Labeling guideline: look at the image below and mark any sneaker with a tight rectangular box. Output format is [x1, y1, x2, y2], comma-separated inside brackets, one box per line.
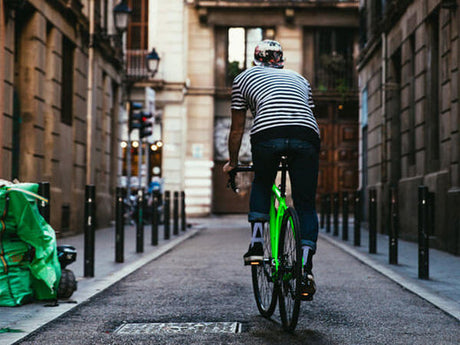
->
[300, 269, 316, 301]
[243, 242, 264, 266]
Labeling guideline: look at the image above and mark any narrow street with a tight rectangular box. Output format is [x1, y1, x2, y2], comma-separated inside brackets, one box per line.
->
[17, 217, 460, 345]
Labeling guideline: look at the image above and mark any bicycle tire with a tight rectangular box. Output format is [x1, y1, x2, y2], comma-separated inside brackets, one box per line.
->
[251, 222, 277, 318]
[278, 207, 302, 332]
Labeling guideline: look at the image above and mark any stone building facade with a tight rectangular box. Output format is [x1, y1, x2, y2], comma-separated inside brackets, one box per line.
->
[358, 0, 460, 254]
[0, 1, 124, 235]
[148, 0, 361, 215]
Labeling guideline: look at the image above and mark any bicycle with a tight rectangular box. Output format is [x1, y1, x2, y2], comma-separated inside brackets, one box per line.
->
[227, 156, 304, 332]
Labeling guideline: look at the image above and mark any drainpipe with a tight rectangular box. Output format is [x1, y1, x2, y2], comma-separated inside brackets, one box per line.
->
[86, 0, 96, 185]
[380, 32, 388, 235]
[381, 32, 387, 184]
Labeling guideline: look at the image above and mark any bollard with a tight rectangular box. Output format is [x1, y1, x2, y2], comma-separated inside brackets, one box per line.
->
[342, 192, 349, 241]
[115, 187, 125, 263]
[164, 191, 171, 240]
[353, 190, 361, 246]
[37, 182, 50, 223]
[136, 189, 144, 253]
[389, 186, 398, 265]
[84, 185, 96, 277]
[325, 194, 331, 233]
[418, 186, 430, 279]
[333, 192, 339, 236]
[151, 193, 159, 246]
[320, 194, 325, 229]
[181, 191, 186, 231]
[368, 188, 377, 254]
[173, 191, 179, 236]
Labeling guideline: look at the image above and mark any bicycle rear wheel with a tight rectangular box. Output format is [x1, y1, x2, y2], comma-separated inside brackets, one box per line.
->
[251, 222, 277, 318]
[278, 207, 302, 332]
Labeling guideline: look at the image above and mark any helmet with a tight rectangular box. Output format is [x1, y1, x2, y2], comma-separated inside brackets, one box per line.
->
[253, 40, 284, 68]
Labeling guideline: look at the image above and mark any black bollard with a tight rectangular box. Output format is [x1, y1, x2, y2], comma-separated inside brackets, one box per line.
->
[181, 191, 186, 231]
[37, 182, 50, 223]
[342, 192, 349, 241]
[333, 192, 339, 236]
[418, 186, 430, 279]
[136, 189, 144, 253]
[151, 193, 159, 246]
[115, 187, 125, 263]
[164, 191, 171, 240]
[354, 190, 361, 246]
[369, 188, 377, 254]
[325, 194, 331, 233]
[173, 191, 179, 236]
[320, 194, 325, 229]
[84, 185, 96, 277]
[389, 186, 398, 265]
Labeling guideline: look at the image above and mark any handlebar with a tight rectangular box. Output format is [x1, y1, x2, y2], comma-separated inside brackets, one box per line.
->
[226, 158, 289, 194]
[226, 166, 254, 193]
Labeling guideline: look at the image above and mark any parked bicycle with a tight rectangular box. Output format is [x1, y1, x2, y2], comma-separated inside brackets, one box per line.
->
[228, 156, 306, 332]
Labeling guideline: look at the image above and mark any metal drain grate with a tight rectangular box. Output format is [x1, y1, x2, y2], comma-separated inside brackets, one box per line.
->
[114, 322, 242, 334]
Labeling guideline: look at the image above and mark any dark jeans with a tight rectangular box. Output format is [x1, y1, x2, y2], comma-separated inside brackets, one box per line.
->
[248, 138, 319, 251]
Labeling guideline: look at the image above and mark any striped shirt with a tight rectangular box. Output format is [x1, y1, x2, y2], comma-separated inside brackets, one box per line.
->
[231, 66, 320, 149]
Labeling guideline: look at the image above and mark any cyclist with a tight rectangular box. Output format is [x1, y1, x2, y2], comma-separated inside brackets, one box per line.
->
[223, 40, 320, 300]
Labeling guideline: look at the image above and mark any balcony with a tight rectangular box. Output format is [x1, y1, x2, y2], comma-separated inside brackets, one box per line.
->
[125, 50, 151, 81]
[192, 0, 359, 7]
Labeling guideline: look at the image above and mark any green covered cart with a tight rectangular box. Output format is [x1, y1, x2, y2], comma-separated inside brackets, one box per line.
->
[0, 182, 61, 306]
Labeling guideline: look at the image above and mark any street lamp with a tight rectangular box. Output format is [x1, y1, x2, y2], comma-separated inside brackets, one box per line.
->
[113, 0, 132, 34]
[146, 48, 161, 77]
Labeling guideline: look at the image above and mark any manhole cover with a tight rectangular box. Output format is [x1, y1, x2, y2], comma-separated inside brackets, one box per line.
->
[114, 322, 242, 334]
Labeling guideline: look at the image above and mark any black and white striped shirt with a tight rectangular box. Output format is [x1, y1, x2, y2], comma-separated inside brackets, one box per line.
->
[231, 66, 320, 149]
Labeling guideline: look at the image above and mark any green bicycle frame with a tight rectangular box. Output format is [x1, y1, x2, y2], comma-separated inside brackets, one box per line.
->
[269, 183, 288, 272]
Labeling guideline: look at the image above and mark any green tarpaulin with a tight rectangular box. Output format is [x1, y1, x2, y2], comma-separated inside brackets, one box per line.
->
[0, 183, 61, 306]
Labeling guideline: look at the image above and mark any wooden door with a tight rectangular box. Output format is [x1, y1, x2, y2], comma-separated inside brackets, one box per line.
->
[316, 99, 359, 199]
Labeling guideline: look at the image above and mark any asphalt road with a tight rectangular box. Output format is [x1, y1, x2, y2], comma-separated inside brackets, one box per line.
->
[17, 217, 460, 344]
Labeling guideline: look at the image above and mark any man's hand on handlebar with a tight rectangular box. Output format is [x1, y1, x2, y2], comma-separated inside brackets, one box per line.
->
[223, 161, 236, 174]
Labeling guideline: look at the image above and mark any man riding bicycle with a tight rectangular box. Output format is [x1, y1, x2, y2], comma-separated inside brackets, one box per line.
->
[223, 40, 320, 300]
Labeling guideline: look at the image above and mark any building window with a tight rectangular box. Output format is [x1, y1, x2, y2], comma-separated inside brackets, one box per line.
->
[227, 27, 275, 85]
[427, 12, 440, 167]
[314, 28, 356, 91]
[61, 37, 75, 125]
[127, 0, 149, 50]
[408, 34, 416, 165]
[361, 87, 368, 128]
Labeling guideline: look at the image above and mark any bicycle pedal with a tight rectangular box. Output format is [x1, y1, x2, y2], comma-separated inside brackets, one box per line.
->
[244, 259, 262, 266]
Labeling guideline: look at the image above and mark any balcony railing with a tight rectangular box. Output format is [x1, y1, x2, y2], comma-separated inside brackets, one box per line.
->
[315, 56, 357, 92]
[126, 50, 151, 80]
[194, 0, 358, 2]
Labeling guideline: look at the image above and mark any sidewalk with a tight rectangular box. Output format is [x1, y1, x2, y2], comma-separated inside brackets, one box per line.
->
[319, 220, 460, 321]
[0, 219, 205, 345]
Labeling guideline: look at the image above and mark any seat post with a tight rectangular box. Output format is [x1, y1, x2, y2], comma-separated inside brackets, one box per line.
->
[280, 156, 288, 198]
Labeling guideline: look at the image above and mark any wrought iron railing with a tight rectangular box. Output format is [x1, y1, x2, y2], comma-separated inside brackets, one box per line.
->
[314, 58, 357, 92]
[193, 0, 358, 3]
[126, 50, 151, 80]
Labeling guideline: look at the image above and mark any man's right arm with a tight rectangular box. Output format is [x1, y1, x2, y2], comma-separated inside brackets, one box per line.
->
[223, 108, 246, 173]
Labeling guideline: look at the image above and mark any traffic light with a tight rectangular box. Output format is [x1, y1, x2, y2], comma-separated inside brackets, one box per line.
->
[129, 102, 143, 132]
[140, 112, 153, 138]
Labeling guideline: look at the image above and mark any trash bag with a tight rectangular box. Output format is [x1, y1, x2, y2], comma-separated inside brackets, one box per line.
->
[0, 183, 61, 306]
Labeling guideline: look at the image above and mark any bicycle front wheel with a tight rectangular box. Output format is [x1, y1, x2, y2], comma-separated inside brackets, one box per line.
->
[252, 222, 277, 318]
[278, 207, 302, 332]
